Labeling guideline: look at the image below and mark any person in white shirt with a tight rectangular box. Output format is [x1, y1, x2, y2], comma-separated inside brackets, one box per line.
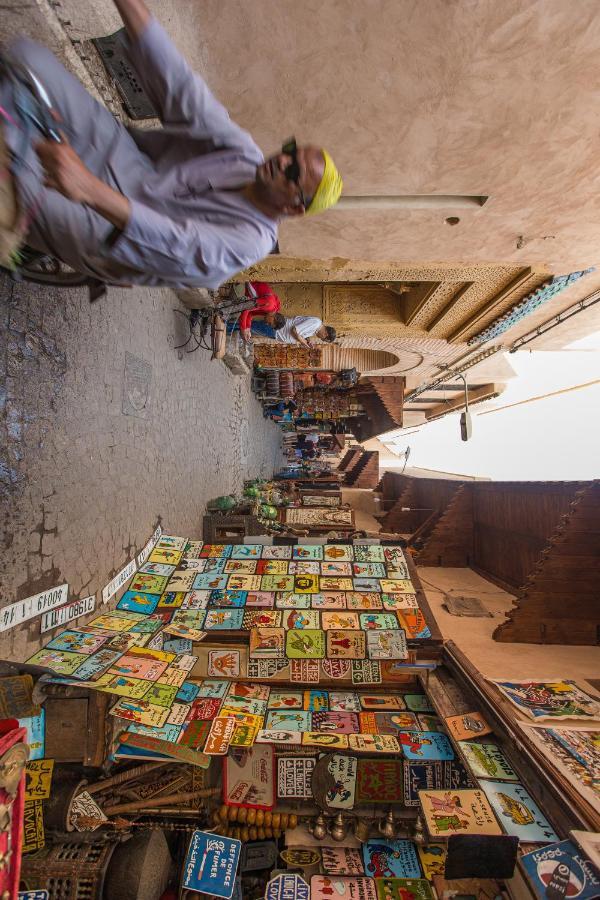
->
[274, 315, 336, 346]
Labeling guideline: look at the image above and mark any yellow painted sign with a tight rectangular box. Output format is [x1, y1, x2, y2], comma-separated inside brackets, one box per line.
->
[25, 759, 54, 801]
[23, 800, 45, 852]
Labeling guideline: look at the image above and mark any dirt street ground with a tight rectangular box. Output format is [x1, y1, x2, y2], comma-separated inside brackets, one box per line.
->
[0, 276, 283, 662]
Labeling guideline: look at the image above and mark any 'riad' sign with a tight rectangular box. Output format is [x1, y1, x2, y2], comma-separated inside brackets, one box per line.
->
[0, 585, 68, 632]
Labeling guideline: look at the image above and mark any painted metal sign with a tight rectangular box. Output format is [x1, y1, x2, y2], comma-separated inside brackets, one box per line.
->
[265, 874, 310, 900]
[183, 831, 241, 899]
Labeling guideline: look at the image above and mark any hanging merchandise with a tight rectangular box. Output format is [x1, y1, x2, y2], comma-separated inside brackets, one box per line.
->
[266, 372, 280, 396]
[279, 372, 294, 398]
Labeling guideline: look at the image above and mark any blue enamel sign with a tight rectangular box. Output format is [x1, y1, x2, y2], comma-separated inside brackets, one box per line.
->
[183, 830, 241, 898]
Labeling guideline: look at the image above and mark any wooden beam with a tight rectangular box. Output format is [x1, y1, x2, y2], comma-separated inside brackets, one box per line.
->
[425, 383, 502, 420]
[446, 267, 533, 343]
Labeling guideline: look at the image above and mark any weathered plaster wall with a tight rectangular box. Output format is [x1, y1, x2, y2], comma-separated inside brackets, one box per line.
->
[148, 0, 600, 275]
[41, 0, 600, 274]
[13, 0, 600, 346]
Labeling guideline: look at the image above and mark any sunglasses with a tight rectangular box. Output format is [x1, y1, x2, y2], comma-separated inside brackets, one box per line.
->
[282, 137, 310, 209]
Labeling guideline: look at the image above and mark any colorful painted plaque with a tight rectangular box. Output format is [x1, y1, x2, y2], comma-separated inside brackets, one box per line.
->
[118, 591, 160, 614]
[399, 731, 454, 761]
[374, 878, 433, 900]
[310, 876, 376, 899]
[321, 847, 365, 876]
[286, 629, 326, 659]
[275, 593, 311, 609]
[445, 712, 493, 742]
[265, 710, 311, 731]
[359, 613, 399, 631]
[479, 780, 559, 842]
[419, 788, 502, 838]
[268, 690, 303, 709]
[292, 545, 324, 560]
[396, 610, 430, 639]
[349, 734, 401, 753]
[277, 757, 315, 798]
[366, 629, 408, 660]
[312, 593, 347, 610]
[223, 745, 275, 809]
[356, 759, 404, 804]
[163, 609, 206, 641]
[346, 592, 383, 610]
[491, 680, 600, 721]
[208, 649, 241, 678]
[323, 545, 354, 561]
[458, 741, 518, 781]
[204, 608, 244, 630]
[351, 660, 382, 685]
[362, 840, 420, 879]
[129, 573, 169, 595]
[249, 627, 285, 658]
[417, 844, 447, 879]
[521, 840, 600, 899]
[284, 609, 321, 630]
[321, 612, 360, 630]
[326, 630, 366, 659]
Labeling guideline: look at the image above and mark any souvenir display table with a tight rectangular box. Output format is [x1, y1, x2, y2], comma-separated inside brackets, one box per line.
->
[12, 532, 600, 899]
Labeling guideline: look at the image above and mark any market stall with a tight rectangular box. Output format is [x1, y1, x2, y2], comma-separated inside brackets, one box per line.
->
[8, 530, 600, 899]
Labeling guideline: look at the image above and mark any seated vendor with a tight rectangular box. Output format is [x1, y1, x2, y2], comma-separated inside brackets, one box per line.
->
[227, 281, 282, 340]
[237, 311, 336, 344]
[274, 315, 336, 346]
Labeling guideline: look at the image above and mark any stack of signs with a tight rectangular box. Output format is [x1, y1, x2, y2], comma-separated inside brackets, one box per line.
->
[18, 538, 437, 762]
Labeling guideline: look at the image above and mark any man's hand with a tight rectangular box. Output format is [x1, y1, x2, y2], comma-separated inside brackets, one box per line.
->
[36, 137, 96, 204]
[36, 136, 131, 230]
[241, 328, 252, 342]
[291, 326, 310, 348]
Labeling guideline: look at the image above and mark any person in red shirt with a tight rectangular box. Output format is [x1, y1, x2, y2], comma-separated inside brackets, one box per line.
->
[233, 281, 282, 342]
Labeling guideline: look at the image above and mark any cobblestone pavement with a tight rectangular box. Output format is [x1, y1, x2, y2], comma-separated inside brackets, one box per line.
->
[0, 275, 284, 662]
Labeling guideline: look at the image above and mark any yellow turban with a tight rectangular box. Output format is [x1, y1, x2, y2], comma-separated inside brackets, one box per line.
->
[306, 149, 343, 215]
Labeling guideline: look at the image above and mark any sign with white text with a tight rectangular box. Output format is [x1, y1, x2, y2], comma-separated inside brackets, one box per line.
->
[183, 831, 241, 898]
[102, 560, 136, 605]
[137, 524, 163, 568]
[41, 595, 96, 633]
[0, 584, 68, 632]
